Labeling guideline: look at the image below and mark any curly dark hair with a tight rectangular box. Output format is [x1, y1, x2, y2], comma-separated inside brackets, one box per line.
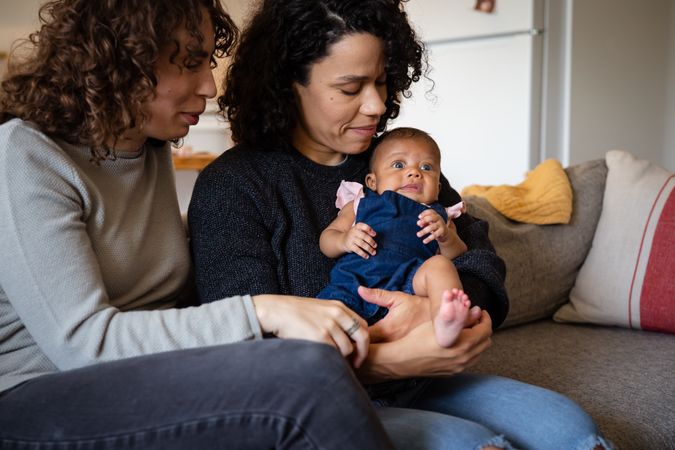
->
[0, 0, 237, 162]
[220, 0, 425, 149]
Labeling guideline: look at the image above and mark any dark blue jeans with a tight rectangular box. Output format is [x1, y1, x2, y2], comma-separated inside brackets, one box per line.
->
[0, 339, 393, 449]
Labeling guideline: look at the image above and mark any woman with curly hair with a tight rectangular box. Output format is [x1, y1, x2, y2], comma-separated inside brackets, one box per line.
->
[0, 1, 396, 448]
[189, 1, 612, 449]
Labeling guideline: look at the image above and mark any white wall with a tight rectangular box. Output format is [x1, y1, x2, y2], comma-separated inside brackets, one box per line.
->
[665, 2, 675, 171]
[566, 0, 671, 167]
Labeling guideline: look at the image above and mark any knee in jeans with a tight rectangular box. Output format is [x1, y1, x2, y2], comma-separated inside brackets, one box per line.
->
[277, 340, 348, 382]
[543, 392, 613, 448]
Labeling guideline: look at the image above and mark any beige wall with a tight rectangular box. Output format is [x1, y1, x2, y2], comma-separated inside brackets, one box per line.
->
[0, 0, 44, 51]
[0, 0, 45, 77]
[665, 2, 675, 171]
[214, 1, 257, 92]
[567, 0, 671, 167]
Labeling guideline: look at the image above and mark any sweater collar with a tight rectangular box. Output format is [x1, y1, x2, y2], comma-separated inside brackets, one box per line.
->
[282, 143, 371, 181]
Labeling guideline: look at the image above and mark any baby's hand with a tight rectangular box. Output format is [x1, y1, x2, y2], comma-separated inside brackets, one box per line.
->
[417, 209, 451, 244]
[342, 223, 377, 259]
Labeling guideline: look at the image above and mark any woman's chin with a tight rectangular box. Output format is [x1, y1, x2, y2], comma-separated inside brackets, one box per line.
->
[340, 142, 372, 155]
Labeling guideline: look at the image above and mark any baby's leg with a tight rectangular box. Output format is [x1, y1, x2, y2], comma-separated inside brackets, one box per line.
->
[413, 255, 476, 347]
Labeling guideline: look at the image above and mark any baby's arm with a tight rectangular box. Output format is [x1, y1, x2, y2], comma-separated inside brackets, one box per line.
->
[320, 201, 378, 259]
[417, 209, 467, 259]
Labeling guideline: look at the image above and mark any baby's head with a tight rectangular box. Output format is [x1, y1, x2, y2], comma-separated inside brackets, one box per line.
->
[366, 127, 442, 204]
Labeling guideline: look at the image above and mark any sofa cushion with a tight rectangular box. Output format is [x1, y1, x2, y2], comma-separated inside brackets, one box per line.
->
[469, 320, 675, 449]
[465, 159, 607, 327]
[463, 159, 573, 225]
[555, 150, 675, 333]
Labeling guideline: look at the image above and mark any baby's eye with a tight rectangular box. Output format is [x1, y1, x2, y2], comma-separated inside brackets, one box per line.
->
[420, 163, 433, 171]
[391, 161, 405, 169]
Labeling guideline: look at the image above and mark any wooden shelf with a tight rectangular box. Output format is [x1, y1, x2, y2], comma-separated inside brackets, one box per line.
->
[172, 153, 218, 171]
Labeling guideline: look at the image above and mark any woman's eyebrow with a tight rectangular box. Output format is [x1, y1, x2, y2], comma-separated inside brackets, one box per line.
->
[334, 75, 368, 83]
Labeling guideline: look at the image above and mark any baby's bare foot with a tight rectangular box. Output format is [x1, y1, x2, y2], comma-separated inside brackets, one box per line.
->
[434, 288, 471, 347]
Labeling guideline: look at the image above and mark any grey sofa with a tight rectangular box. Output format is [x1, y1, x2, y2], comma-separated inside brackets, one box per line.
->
[465, 160, 675, 449]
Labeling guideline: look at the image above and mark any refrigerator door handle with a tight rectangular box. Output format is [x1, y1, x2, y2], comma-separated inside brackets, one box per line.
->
[426, 28, 544, 46]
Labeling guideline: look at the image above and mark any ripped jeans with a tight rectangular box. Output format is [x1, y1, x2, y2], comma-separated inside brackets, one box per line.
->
[373, 374, 614, 450]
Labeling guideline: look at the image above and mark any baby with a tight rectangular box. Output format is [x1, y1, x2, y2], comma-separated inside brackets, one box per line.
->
[318, 127, 480, 347]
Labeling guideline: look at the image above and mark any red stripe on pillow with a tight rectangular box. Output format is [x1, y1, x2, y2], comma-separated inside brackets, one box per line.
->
[627, 177, 669, 328]
[640, 177, 675, 333]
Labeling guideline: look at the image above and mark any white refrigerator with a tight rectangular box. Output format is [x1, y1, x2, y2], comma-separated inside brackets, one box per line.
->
[392, 0, 545, 190]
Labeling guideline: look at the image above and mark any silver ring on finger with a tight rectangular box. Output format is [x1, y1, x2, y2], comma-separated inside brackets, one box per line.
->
[345, 318, 360, 338]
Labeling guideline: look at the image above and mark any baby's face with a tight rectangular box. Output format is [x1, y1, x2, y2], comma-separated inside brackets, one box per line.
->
[366, 136, 441, 204]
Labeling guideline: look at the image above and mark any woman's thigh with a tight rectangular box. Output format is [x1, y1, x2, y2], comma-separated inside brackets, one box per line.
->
[409, 373, 612, 450]
[0, 340, 392, 450]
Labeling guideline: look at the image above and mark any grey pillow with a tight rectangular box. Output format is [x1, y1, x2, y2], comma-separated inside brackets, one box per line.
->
[465, 159, 608, 327]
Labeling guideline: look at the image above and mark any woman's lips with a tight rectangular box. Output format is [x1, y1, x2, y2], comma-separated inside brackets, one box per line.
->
[181, 113, 200, 126]
[350, 125, 377, 137]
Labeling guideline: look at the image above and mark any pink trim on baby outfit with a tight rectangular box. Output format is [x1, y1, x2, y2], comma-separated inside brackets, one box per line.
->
[335, 180, 465, 219]
[336, 181, 365, 215]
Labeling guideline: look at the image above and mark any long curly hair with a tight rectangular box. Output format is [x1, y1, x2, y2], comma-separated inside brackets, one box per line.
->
[0, 0, 237, 162]
[221, 0, 425, 149]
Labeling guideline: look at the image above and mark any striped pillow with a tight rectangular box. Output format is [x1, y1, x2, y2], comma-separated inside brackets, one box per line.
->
[555, 150, 675, 334]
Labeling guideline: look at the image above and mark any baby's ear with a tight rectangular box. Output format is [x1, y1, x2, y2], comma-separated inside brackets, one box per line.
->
[365, 173, 377, 190]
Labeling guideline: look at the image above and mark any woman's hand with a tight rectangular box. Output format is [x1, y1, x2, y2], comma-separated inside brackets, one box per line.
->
[358, 311, 493, 382]
[359, 286, 432, 343]
[252, 295, 369, 368]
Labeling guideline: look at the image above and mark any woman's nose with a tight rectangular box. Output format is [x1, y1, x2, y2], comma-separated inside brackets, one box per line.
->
[197, 68, 217, 99]
[359, 85, 386, 117]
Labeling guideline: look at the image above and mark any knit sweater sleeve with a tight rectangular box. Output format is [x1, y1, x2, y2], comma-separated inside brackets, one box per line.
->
[189, 148, 279, 302]
[0, 121, 262, 374]
[439, 175, 509, 328]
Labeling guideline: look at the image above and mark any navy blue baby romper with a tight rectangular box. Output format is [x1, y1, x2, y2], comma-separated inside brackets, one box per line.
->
[317, 189, 448, 325]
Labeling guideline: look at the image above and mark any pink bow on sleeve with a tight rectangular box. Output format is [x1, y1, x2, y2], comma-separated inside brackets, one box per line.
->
[445, 201, 465, 219]
[335, 181, 365, 214]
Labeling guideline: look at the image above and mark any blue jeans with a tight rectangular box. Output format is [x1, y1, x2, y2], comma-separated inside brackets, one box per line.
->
[376, 374, 614, 450]
[0, 340, 393, 450]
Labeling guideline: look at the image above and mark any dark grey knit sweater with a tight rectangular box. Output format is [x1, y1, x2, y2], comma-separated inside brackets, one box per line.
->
[188, 143, 509, 327]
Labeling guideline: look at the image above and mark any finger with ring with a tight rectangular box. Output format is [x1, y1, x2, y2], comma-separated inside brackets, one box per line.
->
[345, 318, 361, 337]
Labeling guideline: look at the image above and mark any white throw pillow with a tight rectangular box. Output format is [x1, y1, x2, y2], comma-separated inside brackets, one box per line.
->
[554, 150, 675, 333]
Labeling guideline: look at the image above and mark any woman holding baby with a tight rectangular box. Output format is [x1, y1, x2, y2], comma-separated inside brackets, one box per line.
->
[189, 0, 611, 449]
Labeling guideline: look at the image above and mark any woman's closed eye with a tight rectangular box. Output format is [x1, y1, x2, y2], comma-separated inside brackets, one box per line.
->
[183, 50, 211, 72]
[185, 58, 206, 71]
[339, 84, 361, 96]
